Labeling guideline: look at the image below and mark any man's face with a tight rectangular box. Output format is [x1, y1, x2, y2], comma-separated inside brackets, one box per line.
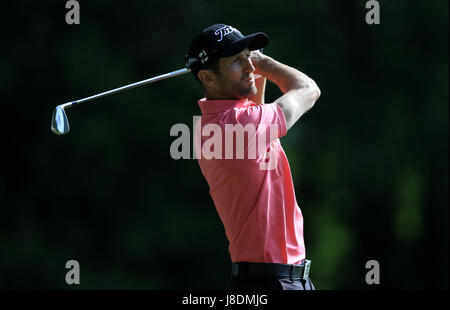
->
[209, 48, 257, 99]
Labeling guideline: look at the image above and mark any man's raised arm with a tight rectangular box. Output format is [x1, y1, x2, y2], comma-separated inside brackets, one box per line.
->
[250, 76, 266, 106]
[251, 51, 321, 130]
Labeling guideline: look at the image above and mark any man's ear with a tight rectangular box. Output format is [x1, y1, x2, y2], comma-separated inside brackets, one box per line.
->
[197, 69, 216, 87]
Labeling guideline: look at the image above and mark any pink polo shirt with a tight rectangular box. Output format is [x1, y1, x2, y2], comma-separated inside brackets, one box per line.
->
[194, 98, 306, 265]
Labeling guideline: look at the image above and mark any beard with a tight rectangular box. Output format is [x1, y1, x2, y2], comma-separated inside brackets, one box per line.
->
[213, 73, 258, 100]
[230, 81, 257, 99]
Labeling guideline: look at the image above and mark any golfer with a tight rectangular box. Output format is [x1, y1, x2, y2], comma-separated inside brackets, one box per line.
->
[186, 24, 321, 290]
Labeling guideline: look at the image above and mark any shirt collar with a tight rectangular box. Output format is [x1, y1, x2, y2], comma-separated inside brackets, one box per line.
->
[198, 97, 251, 114]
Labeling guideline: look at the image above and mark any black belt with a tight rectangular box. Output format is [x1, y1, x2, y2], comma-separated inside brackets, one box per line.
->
[232, 260, 311, 280]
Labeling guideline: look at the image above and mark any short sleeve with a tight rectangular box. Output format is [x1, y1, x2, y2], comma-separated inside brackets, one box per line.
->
[236, 103, 287, 142]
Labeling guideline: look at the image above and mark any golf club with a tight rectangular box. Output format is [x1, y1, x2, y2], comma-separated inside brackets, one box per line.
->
[51, 68, 190, 135]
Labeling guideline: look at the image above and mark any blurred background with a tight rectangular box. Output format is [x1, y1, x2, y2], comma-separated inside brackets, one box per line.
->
[0, 0, 448, 289]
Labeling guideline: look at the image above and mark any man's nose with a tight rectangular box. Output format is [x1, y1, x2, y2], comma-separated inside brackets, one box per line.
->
[244, 58, 255, 73]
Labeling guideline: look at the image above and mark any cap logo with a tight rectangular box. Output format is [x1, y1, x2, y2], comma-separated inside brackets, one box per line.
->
[199, 50, 209, 64]
[214, 25, 239, 42]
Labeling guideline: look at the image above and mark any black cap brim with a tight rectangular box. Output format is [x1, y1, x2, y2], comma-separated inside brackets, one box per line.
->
[216, 32, 269, 58]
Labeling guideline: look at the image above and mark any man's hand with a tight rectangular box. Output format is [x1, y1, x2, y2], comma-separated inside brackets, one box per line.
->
[250, 50, 268, 77]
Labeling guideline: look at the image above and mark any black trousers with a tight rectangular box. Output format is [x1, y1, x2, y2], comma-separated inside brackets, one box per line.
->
[228, 276, 316, 290]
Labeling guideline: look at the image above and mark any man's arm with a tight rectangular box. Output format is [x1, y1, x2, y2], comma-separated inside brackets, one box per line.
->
[249, 76, 266, 106]
[251, 51, 321, 130]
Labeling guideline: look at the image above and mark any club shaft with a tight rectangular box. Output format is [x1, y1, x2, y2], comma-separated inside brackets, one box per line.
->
[66, 68, 190, 108]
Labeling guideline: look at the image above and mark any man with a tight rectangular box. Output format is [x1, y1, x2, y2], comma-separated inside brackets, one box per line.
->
[185, 24, 321, 290]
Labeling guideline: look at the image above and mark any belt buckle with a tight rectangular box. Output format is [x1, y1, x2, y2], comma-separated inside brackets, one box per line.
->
[302, 260, 311, 279]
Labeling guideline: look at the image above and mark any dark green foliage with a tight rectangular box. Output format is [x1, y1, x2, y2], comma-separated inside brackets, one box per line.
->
[0, 0, 447, 289]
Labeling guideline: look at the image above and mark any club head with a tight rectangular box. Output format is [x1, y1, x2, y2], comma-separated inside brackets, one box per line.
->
[51, 105, 70, 135]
